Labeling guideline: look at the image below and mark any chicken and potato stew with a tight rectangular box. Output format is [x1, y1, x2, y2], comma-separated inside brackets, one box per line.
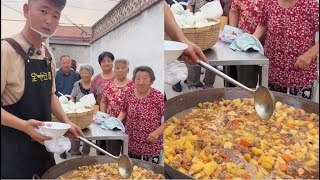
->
[60, 163, 164, 179]
[164, 98, 319, 179]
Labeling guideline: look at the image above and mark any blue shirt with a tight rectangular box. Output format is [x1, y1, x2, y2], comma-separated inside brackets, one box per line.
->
[55, 69, 80, 97]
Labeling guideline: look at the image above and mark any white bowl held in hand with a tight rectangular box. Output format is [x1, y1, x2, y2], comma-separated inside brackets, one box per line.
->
[164, 40, 188, 64]
[39, 122, 71, 138]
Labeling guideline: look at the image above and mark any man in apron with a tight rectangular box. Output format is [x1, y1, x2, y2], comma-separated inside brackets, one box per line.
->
[1, 0, 84, 178]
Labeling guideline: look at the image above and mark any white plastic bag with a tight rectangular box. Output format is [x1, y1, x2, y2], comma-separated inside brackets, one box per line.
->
[43, 136, 71, 154]
[79, 93, 96, 107]
[200, 0, 223, 19]
[165, 61, 188, 85]
[34, 128, 71, 154]
[170, 3, 184, 15]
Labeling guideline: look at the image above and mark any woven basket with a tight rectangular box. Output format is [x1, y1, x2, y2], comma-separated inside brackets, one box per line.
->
[165, 19, 221, 51]
[51, 107, 94, 130]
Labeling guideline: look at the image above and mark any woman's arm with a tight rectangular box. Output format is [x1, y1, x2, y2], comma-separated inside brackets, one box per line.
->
[100, 101, 107, 113]
[147, 120, 165, 143]
[228, 9, 239, 27]
[252, 25, 267, 39]
[117, 111, 127, 122]
[294, 42, 319, 69]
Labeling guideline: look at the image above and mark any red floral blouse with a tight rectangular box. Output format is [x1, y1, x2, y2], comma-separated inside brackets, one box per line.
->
[101, 80, 134, 117]
[260, 0, 319, 88]
[90, 74, 114, 104]
[120, 88, 164, 156]
[231, 0, 265, 34]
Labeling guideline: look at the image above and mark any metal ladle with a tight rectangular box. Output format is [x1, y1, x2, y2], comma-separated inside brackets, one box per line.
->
[198, 60, 275, 119]
[78, 136, 133, 178]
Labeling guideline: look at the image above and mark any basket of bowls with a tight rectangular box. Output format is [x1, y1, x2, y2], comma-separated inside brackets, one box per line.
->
[52, 94, 96, 130]
[51, 108, 94, 130]
[165, 3, 221, 51]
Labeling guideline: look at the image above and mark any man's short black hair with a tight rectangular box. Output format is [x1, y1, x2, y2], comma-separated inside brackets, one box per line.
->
[60, 55, 71, 61]
[98, 51, 115, 65]
[28, 0, 67, 10]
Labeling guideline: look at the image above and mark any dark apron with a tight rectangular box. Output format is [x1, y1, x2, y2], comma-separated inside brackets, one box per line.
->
[1, 38, 56, 179]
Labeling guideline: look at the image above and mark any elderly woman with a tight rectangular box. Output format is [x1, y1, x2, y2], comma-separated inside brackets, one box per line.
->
[90, 51, 115, 105]
[100, 59, 134, 117]
[253, 0, 319, 99]
[69, 64, 94, 157]
[99, 59, 134, 156]
[229, 0, 265, 88]
[117, 66, 164, 164]
[70, 64, 94, 102]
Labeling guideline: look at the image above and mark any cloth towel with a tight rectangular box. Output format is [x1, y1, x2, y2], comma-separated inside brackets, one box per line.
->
[100, 117, 125, 132]
[229, 33, 264, 55]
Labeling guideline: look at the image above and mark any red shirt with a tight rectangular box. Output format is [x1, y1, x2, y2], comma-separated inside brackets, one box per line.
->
[260, 0, 319, 88]
[90, 74, 114, 104]
[101, 80, 134, 117]
[231, 0, 265, 34]
[121, 88, 164, 156]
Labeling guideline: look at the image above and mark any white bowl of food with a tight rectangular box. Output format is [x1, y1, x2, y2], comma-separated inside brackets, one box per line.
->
[39, 122, 71, 138]
[164, 40, 188, 64]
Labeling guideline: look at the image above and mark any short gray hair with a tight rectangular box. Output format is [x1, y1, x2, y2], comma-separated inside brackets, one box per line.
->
[132, 66, 155, 82]
[79, 64, 94, 75]
[114, 58, 130, 67]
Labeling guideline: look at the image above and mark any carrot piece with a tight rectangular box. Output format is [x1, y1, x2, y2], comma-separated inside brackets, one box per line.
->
[241, 172, 251, 179]
[218, 153, 228, 160]
[225, 175, 233, 179]
[281, 155, 291, 163]
[279, 163, 287, 172]
[203, 160, 209, 164]
[304, 116, 313, 122]
[164, 123, 168, 129]
[196, 131, 201, 137]
[239, 139, 250, 147]
[182, 162, 190, 171]
[244, 115, 252, 120]
[233, 120, 240, 126]
[285, 124, 296, 129]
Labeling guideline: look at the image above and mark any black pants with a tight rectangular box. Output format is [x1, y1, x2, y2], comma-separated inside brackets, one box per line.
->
[129, 153, 160, 164]
[269, 82, 314, 100]
[97, 140, 122, 156]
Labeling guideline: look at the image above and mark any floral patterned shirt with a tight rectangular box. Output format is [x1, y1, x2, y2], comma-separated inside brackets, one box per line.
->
[70, 80, 90, 102]
[90, 74, 114, 104]
[187, 0, 207, 13]
[231, 0, 265, 34]
[120, 88, 164, 156]
[101, 80, 134, 117]
[260, 0, 319, 88]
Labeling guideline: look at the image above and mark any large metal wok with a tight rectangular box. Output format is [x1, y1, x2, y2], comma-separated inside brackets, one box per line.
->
[164, 88, 319, 179]
[42, 156, 164, 179]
